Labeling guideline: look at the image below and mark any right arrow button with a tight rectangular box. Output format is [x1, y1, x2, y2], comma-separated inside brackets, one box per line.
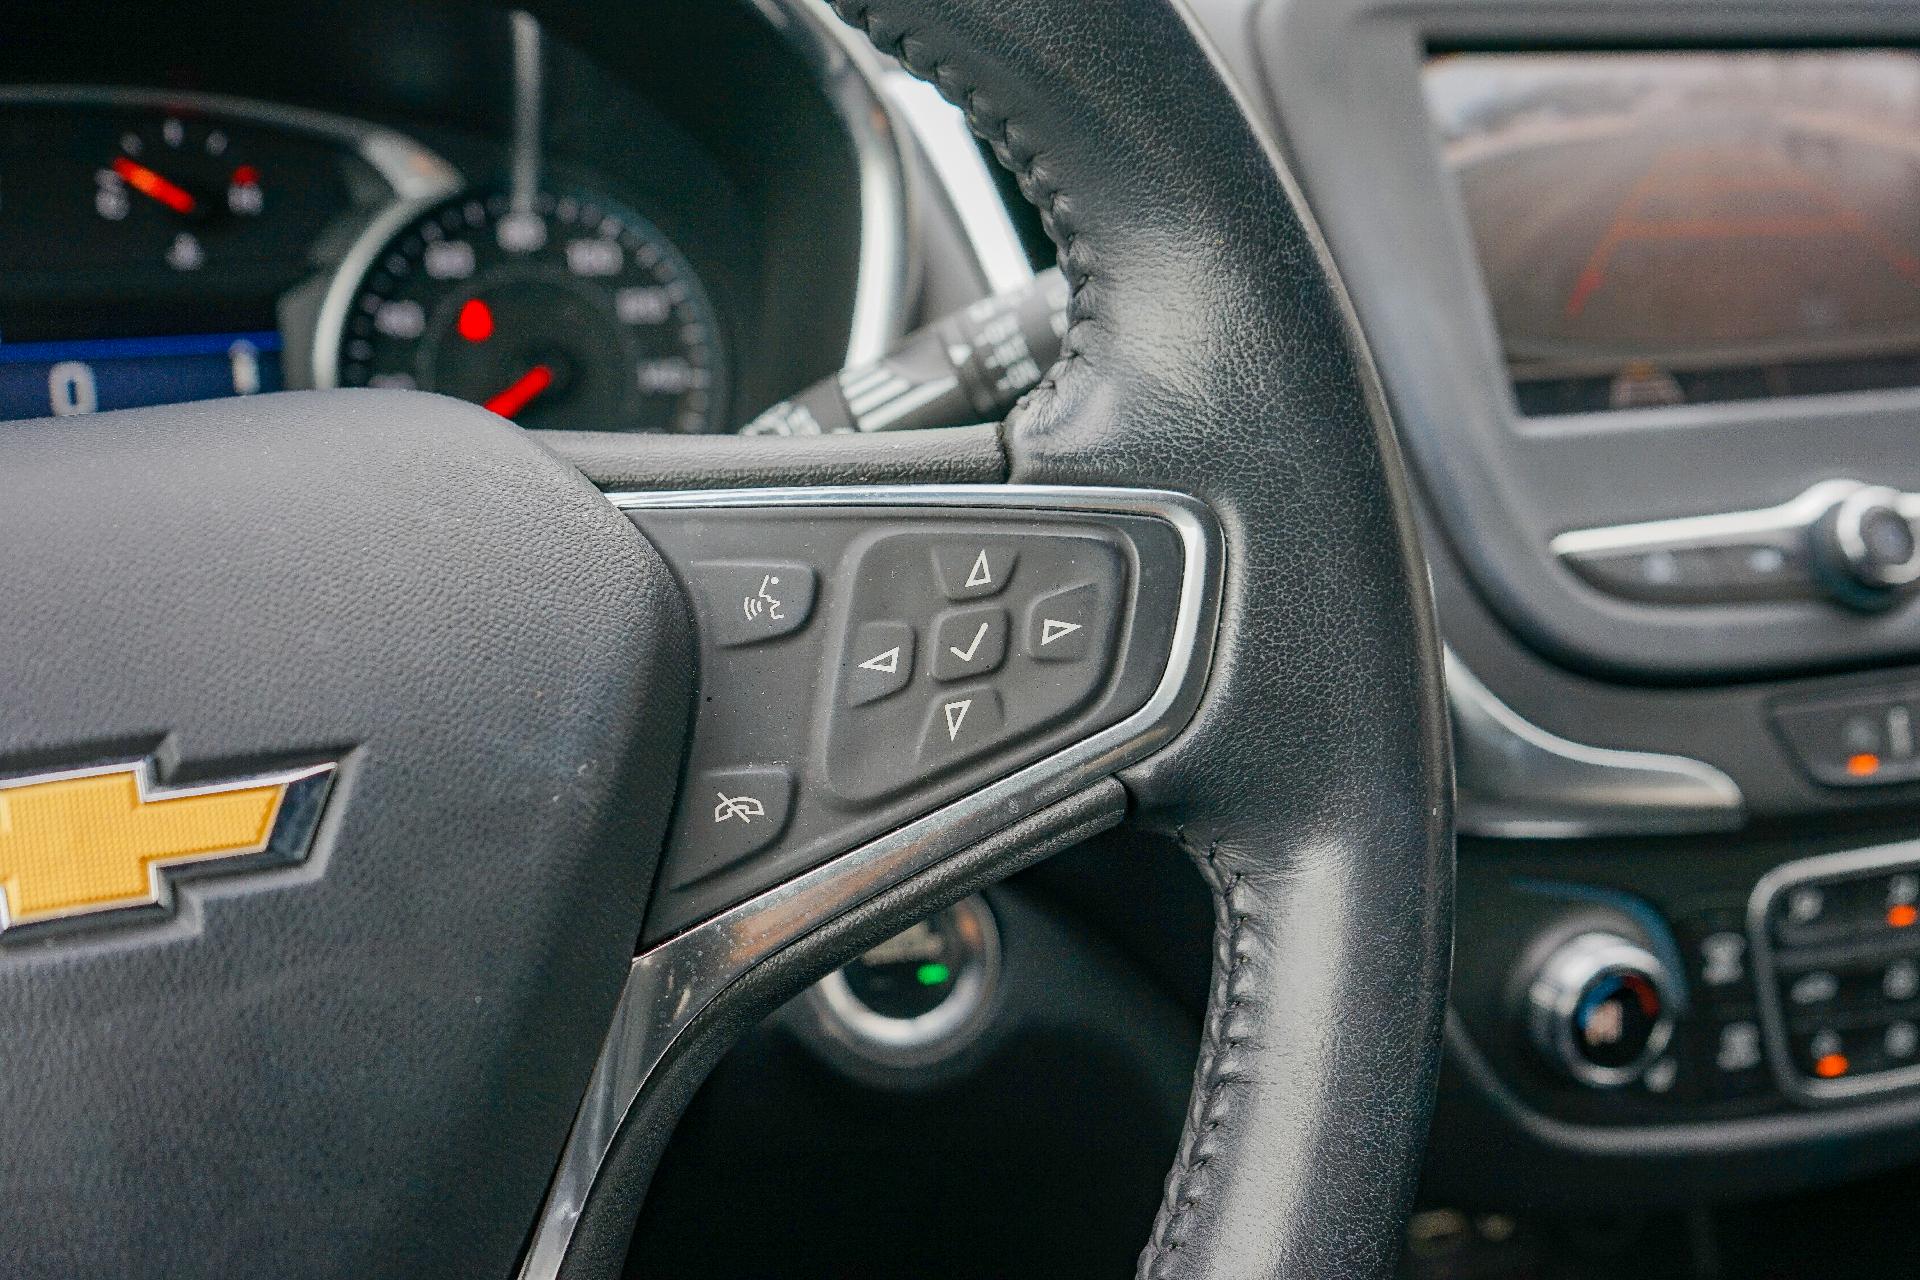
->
[1024, 581, 1103, 663]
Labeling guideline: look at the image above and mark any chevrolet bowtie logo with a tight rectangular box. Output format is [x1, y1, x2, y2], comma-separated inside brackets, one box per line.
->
[0, 757, 335, 935]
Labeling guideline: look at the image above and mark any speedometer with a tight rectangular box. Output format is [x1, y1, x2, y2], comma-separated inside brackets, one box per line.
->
[329, 190, 726, 433]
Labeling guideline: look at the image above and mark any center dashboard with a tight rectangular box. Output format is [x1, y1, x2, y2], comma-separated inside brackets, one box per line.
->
[0, 0, 886, 436]
[1234, 0, 1920, 1214]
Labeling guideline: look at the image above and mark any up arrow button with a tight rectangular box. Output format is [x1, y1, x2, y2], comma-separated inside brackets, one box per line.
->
[932, 543, 1018, 600]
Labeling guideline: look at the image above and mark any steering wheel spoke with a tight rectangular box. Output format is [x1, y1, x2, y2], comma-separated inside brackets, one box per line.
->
[518, 482, 1221, 1277]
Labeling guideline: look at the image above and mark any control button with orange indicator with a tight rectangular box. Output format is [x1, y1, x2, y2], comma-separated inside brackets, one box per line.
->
[1773, 691, 1920, 788]
[1803, 1029, 1853, 1081]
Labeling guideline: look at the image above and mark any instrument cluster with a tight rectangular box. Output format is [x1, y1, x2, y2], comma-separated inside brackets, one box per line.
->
[0, 6, 825, 435]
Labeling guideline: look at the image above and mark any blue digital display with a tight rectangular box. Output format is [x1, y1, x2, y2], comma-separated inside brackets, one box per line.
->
[0, 330, 284, 421]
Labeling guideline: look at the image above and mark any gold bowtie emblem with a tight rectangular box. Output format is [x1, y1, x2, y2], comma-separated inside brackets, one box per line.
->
[0, 759, 334, 933]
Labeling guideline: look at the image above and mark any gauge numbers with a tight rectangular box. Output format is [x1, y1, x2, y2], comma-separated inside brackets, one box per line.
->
[334, 191, 724, 433]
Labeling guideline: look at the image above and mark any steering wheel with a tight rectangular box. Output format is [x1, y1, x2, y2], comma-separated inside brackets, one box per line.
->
[0, 0, 1451, 1275]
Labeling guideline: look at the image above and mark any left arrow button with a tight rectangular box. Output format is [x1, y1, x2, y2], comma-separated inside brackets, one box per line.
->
[843, 619, 916, 707]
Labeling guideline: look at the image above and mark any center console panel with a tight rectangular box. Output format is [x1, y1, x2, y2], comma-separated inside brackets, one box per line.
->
[1236, 0, 1920, 1212]
[1256, 0, 1920, 684]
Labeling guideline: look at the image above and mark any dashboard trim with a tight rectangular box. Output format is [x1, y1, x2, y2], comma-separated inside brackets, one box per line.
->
[0, 84, 461, 201]
[755, 0, 914, 366]
[1550, 480, 1870, 561]
[1447, 651, 1745, 837]
[513, 482, 1223, 1280]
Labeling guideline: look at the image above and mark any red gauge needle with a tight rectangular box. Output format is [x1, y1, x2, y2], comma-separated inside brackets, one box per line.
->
[111, 156, 198, 216]
[484, 364, 555, 418]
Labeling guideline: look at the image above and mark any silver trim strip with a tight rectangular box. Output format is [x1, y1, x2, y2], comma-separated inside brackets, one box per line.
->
[754, 0, 915, 365]
[514, 483, 1222, 1280]
[880, 71, 1036, 296]
[507, 10, 545, 218]
[308, 194, 457, 391]
[0, 85, 460, 201]
[1550, 479, 1871, 560]
[1749, 840, 1920, 1103]
[1446, 651, 1744, 838]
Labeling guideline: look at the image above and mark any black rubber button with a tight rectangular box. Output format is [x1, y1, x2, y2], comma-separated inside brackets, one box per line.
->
[666, 765, 795, 889]
[844, 620, 915, 706]
[692, 561, 817, 647]
[931, 605, 1009, 682]
[930, 542, 1017, 600]
[918, 686, 1006, 763]
[1024, 581, 1101, 663]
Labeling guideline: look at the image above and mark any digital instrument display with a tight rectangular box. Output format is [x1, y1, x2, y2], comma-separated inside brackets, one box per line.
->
[0, 95, 729, 432]
[0, 331, 281, 420]
[1423, 50, 1920, 415]
[0, 100, 368, 423]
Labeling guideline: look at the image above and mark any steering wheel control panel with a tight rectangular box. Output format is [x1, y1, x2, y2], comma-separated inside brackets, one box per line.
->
[621, 495, 1190, 942]
[1552, 480, 1920, 615]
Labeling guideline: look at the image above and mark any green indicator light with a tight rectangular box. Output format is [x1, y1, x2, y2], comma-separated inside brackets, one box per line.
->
[915, 962, 952, 987]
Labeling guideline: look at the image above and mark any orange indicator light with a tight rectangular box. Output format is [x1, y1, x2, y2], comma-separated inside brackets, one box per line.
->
[1814, 1053, 1850, 1079]
[1890, 904, 1918, 929]
[1847, 753, 1882, 778]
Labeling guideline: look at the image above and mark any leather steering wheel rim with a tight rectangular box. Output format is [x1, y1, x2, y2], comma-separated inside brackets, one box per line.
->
[552, 0, 1454, 1274]
[836, 1, 1452, 1271]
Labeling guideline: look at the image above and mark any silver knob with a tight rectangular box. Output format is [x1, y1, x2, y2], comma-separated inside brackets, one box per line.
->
[1818, 486, 1920, 594]
[1526, 932, 1676, 1088]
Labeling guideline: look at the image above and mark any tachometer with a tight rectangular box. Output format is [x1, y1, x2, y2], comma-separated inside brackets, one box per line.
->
[329, 191, 725, 433]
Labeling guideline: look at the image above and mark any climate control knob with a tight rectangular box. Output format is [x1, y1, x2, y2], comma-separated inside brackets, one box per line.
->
[1811, 486, 1920, 608]
[1525, 932, 1676, 1088]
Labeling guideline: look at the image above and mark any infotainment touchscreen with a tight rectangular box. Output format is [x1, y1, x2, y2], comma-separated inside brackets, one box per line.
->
[1422, 50, 1920, 415]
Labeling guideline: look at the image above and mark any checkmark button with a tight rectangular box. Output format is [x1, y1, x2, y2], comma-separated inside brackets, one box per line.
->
[930, 605, 1009, 682]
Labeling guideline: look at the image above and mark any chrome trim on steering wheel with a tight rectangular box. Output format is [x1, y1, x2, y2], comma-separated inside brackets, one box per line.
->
[514, 483, 1223, 1280]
